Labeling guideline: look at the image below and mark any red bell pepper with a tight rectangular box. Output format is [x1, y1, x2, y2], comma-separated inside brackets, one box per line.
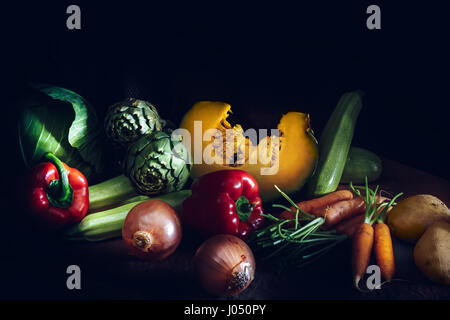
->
[181, 170, 264, 239]
[28, 153, 89, 230]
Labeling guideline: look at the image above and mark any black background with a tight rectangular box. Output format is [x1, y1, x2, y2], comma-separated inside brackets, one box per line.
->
[4, 1, 450, 300]
[6, 1, 450, 180]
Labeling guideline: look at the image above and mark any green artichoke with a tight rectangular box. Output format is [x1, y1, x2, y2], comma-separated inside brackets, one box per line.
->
[104, 98, 163, 148]
[123, 131, 191, 195]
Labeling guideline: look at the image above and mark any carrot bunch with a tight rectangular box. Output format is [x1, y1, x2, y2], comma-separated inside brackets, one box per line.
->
[349, 178, 403, 289]
[278, 178, 402, 289]
[279, 189, 388, 236]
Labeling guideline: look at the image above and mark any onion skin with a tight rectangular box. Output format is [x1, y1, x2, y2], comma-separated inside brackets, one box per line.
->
[122, 200, 182, 260]
[194, 234, 255, 297]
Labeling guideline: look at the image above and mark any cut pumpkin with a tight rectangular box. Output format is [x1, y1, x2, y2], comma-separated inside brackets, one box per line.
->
[179, 101, 318, 202]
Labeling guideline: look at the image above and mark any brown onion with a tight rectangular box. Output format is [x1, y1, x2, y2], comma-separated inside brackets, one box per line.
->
[122, 200, 182, 260]
[193, 234, 255, 296]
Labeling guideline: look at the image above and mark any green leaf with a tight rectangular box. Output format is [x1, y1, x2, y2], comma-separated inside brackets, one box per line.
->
[17, 85, 104, 179]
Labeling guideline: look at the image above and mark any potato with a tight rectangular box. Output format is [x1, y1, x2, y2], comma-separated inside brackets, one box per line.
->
[387, 195, 450, 242]
[413, 221, 450, 285]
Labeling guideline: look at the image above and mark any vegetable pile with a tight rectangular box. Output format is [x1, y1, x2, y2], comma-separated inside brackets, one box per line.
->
[15, 84, 450, 298]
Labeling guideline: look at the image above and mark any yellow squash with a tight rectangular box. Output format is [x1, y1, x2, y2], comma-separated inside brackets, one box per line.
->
[179, 101, 318, 202]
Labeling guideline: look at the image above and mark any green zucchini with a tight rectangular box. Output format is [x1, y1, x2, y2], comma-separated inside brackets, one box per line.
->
[88, 174, 138, 213]
[64, 190, 191, 242]
[341, 147, 382, 184]
[306, 91, 363, 197]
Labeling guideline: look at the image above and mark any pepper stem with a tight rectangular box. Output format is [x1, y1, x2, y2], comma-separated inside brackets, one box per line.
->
[235, 196, 253, 222]
[44, 152, 73, 208]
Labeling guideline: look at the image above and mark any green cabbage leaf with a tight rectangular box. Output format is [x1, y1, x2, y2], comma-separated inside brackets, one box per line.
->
[18, 84, 104, 179]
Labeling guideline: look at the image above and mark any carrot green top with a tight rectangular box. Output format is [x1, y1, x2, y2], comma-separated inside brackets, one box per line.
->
[350, 177, 403, 225]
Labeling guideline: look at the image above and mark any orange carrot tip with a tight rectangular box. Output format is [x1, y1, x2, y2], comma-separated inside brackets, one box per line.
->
[351, 222, 374, 290]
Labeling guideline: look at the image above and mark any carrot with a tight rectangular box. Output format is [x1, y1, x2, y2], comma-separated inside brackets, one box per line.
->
[349, 178, 403, 290]
[314, 198, 365, 227]
[314, 195, 388, 227]
[374, 222, 395, 281]
[334, 198, 393, 237]
[352, 222, 374, 288]
[279, 190, 353, 221]
[335, 213, 365, 237]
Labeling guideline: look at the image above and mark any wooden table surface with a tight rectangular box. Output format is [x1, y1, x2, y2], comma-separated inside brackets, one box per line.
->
[1, 158, 449, 300]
